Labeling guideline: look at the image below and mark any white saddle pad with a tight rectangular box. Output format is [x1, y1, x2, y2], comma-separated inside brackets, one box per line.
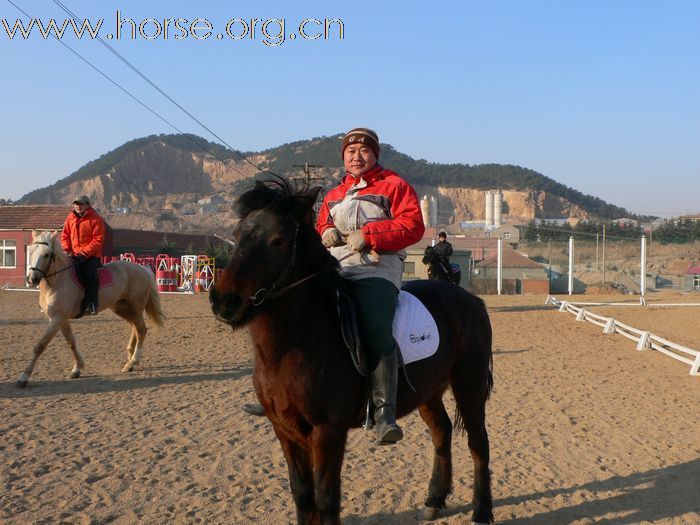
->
[392, 290, 440, 365]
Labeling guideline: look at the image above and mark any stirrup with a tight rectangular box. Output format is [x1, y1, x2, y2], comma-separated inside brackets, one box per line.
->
[84, 303, 97, 316]
[242, 403, 266, 417]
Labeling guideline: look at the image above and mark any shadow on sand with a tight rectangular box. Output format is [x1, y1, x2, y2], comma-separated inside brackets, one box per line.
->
[346, 459, 700, 524]
[0, 367, 252, 399]
[490, 305, 557, 313]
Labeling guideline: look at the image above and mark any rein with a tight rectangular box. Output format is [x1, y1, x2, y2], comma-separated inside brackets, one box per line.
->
[248, 224, 324, 306]
[29, 241, 75, 279]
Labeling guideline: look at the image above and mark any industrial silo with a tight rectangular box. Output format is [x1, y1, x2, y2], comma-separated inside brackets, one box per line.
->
[420, 195, 431, 227]
[494, 190, 503, 227]
[485, 190, 494, 226]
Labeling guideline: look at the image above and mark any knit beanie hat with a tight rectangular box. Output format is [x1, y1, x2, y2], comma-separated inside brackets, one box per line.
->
[341, 128, 380, 159]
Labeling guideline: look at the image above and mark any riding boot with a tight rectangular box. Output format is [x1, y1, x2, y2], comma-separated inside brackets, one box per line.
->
[371, 347, 403, 445]
[83, 257, 99, 315]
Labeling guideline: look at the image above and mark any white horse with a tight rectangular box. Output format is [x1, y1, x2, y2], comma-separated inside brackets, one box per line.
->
[18, 230, 166, 388]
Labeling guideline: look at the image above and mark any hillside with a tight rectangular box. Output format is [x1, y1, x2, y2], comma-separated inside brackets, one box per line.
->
[17, 133, 636, 234]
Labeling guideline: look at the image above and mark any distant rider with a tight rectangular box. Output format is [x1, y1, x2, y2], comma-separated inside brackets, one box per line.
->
[61, 195, 105, 316]
[433, 231, 453, 276]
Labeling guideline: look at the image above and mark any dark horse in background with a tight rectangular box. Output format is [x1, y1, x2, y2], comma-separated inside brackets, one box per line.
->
[210, 178, 494, 525]
[423, 245, 461, 285]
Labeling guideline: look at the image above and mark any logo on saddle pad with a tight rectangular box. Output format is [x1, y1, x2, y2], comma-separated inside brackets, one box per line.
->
[393, 291, 440, 364]
[70, 267, 114, 290]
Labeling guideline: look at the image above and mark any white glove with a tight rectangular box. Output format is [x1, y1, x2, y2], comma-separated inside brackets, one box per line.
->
[346, 230, 367, 253]
[321, 228, 345, 248]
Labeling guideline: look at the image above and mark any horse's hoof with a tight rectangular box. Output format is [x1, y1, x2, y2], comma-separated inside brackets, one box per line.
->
[16, 379, 28, 388]
[421, 506, 441, 521]
[70, 370, 81, 379]
[122, 364, 134, 372]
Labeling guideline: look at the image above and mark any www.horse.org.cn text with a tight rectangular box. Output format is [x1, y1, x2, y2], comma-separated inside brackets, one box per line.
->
[1, 12, 345, 46]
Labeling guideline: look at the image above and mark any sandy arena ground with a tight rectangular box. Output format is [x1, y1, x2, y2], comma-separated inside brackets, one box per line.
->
[1, 289, 698, 524]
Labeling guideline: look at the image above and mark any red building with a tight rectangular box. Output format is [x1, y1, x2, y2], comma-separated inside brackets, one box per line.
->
[0, 205, 226, 287]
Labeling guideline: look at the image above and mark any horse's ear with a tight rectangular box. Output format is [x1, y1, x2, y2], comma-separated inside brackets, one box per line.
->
[292, 186, 321, 220]
[32, 230, 40, 241]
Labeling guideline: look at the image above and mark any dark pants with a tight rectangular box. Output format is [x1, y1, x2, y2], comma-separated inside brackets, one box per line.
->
[346, 277, 398, 371]
[76, 256, 100, 307]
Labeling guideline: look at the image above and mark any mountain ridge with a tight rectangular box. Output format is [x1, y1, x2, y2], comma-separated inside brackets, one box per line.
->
[16, 133, 641, 234]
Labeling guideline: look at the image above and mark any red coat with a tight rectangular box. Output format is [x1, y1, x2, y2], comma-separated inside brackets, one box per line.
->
[316, 165, 425, 252]
[61, 207, 106, 258]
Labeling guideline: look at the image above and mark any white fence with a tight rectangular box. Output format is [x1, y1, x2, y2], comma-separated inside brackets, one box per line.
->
[546, 296, 700, 376]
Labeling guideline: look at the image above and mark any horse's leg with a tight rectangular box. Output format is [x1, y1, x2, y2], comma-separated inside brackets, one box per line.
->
[311, 425, 347, 525]
[277, 435, 316, 525]
[452, 382, 493, 524]
[418, 395, 453, 520]
[16, 316, 63, 388]
[60, 322, 84, 379]
[111, 302, 137, 361]
[126, 326, 137, 360]
[122, 315, 146, 372]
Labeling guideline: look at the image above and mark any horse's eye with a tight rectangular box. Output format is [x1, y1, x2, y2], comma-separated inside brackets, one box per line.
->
[43, 254, 49, 258]
[269, 237, 287, 248]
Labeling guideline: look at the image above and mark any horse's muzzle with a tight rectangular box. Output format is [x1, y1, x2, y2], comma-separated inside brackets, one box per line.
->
[209, 285, 245, 326]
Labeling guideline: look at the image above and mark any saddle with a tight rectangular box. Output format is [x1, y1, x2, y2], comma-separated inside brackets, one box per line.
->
[336, 280, 422, 429]
[336, 279, 368, 376]
[70, 264, 112, 290]
[336, 279, 419, 384]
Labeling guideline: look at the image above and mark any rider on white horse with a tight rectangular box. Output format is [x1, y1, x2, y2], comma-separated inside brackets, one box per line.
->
[61, 195, 105, 316]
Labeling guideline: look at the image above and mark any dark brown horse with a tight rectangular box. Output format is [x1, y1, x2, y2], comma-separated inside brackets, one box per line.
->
[210, 179, 494, 524]
[422, 245, 461, 285]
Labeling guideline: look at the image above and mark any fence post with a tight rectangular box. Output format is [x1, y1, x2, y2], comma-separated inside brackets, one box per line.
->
[636, 331, 650, 351]
[640, 236, 647, 298]
[576, 308, 585, 321]
[568, 236, 574, 295]
[691, 354, 700, 376]
[603, 318, 615, 334]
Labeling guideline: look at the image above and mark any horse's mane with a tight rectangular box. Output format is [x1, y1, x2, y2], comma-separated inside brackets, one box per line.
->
[236, 177, 303, 220]
[34, 231, 62, 253]
[235, 176, 339, 274]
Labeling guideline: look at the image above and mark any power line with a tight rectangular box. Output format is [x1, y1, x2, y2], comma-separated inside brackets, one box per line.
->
[5, 0, 252, 180]
[518, 225, 643, 242]
[52, 0, 274, 178]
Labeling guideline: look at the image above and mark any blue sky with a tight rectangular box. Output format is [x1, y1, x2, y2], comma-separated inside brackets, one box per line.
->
[1, 0, 698, 217]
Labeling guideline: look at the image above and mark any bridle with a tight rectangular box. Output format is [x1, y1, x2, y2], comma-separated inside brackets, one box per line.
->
[28, 240, 74, 280]
[248, 223, 324, 306]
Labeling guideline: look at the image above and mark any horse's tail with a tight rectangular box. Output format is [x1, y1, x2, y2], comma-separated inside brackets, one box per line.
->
[144, 267, 166, 328]
[452, 295, 493, 435]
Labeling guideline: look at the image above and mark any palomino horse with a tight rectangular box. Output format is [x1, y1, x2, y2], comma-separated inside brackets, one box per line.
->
[422, 245, 461, 285]
[17, 231, 166, 388]
[210, 179, 494, 524]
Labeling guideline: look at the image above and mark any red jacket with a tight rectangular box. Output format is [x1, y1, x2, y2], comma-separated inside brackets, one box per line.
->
[316, 165, 425, 252]
[61, 207, 106, 258]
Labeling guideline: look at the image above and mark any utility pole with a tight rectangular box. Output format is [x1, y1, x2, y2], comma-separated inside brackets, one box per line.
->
[291, 163, 326, 213]
[602, 224, 606, 284]
[291, 162, 326, 186]
[548, 240, 553, 294]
